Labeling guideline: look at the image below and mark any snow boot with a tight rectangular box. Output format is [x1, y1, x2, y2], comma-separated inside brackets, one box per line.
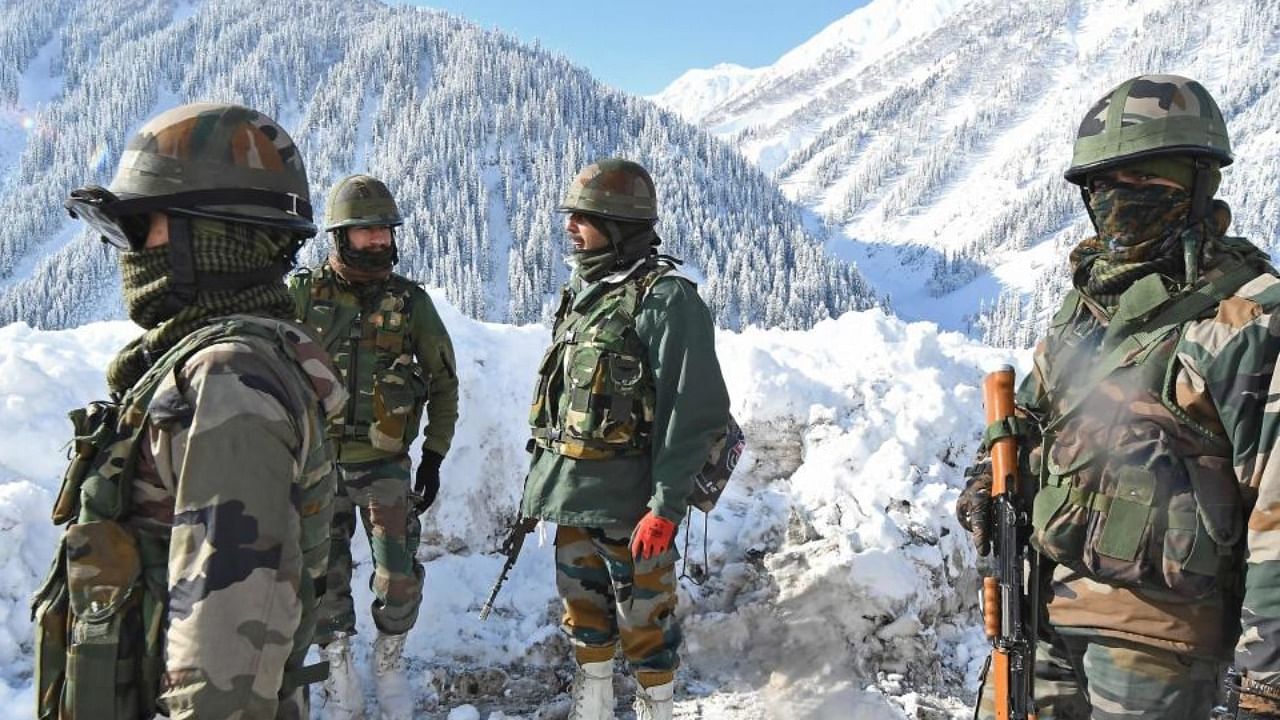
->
[568, 660, 614, 720]
[372, 631, 414, 720]
[633, 681, 673, 720]
[319, 634, 366, 720]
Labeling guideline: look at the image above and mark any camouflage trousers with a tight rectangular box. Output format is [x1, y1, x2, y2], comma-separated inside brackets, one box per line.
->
[315, 455, 424, 643]
[976, 626, 1224, 720]
[555, 524, 682, 688]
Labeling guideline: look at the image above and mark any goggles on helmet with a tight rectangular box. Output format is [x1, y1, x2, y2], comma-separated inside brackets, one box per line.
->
[65, 185, 315, 252]
[65, 186, 147, 251]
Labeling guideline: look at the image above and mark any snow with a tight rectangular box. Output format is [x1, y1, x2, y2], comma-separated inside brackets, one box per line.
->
[352, 84, 383, 172]
[696, 0, 971, 135]
[0, 296, 1026, 718]
[16, 37, 63, 109]
[480, 156, 515, 322]
[654, 0, 1280, 344]
[648, 63, 760, 124]
[172, 0, 199, 23]
[0, 35, 64, 191]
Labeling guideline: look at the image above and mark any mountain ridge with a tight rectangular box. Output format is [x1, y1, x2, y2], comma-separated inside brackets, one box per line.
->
[654, 0, 1280, 346]
[0, 0, 876, 331]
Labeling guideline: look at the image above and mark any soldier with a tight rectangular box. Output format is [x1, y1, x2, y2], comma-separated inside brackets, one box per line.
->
[522, 158, 731, 720]
[289, 174, 459, 720]
[957, 75, 1280, 719]
[40, 103, 346, 719]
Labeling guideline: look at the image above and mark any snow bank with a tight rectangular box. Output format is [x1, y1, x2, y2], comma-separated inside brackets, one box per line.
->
[0, 303, 1024, 718]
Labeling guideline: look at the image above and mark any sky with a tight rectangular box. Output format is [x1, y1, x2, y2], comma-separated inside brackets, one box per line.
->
[406, 1, 872, 96]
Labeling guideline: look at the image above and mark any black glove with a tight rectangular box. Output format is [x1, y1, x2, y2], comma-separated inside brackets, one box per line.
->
[956, 459, 993, 556]
[414, 450, 444, 511]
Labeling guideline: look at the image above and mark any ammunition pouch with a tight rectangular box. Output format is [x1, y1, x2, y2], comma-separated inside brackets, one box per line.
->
[1031, 426, 1241, 600]
[369, 358, 427, 453]
[33, 522, 162, 720]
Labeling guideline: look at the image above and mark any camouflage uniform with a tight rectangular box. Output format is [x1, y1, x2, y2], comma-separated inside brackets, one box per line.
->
[137, 319, 346, 719]
[40, 104, 346, 720]
[554, 525, 681, 685]
[290, 176, 459, 645]
[522, 160, 731, 699]
[964, 77, 1280, 719]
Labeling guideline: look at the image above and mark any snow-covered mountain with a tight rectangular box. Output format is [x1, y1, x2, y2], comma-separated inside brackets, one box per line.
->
[651, 0, 970, 172]
[0, 0, 875, 332]
[0, 302, 1018, 719]
[656, 0, 1280, 346]
[648, 63, 760, 123]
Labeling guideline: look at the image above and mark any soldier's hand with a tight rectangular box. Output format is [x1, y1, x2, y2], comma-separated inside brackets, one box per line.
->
[630, 512, 677, 560]
[414, 450, 444, 510]
[956, 459, 993, 556]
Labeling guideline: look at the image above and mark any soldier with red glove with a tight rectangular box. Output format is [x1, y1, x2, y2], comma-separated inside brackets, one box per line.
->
[522, 159, 731, 720]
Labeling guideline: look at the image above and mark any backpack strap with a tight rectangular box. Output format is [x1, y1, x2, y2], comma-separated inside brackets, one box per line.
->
[288, 267, 314, 321]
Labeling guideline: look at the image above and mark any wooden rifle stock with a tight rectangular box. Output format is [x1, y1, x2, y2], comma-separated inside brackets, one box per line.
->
[982, 366, 1038, 720]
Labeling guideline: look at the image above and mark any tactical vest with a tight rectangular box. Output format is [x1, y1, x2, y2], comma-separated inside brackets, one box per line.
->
[31, 317, 335, 720]
[1027, 259, 1263, 601]
[529, 262, 679, 460]
[293, 266, 427, 454]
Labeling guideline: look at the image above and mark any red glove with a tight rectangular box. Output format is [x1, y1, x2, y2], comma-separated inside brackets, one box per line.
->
[630, 512, 677, 560]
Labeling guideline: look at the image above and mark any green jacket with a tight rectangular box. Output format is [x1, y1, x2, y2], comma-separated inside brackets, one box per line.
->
[521, 261, 730, 526]
[289, 262, 459, 463]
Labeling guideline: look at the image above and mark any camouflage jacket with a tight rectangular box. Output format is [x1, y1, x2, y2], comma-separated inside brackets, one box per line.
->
[521, 259, 731, 526]
[993, 248, 1280, 678]
[289, 262, 459, 463]
[128, 316, 346, 718]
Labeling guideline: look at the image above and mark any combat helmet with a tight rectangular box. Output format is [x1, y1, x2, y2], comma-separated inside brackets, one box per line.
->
[106, 102, 315, 234]
[325, 174, 404, 231]
[560, 158, 658, 222]
[65, 103, 313, 312]
[1065, 74, 1231, 186]
[1066, 75, 1234, 283]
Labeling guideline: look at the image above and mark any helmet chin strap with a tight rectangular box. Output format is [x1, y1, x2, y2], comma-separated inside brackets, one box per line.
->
[1180, 158, 1216, 285]
[603, 219, 624, 263]
[1081, 186, 1100, 234]
[160, 214, 197, 318]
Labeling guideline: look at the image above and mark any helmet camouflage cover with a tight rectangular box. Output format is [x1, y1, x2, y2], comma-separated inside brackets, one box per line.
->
[1065, 74, 1232, 185]
[559, 158, 658, 222]
[109, 102, 315, 234]
[324, 174, 404, 231]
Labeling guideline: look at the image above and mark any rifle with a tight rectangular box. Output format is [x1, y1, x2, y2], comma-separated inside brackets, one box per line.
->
[1211, 667, 1242, 720]
[478, 516, 538, 621]
[982, 366, 1038, 720]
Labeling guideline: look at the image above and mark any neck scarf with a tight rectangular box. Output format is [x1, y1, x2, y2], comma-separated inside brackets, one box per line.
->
[107, 218, 297, 396]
